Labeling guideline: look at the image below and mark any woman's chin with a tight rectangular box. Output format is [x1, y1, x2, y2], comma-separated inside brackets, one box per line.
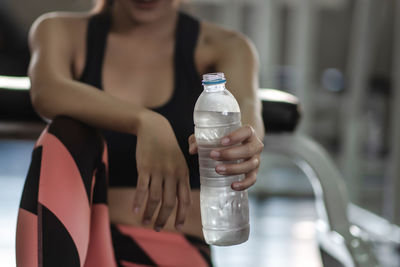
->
[117, 0, 177, 24]
[132, 0, 161, 10]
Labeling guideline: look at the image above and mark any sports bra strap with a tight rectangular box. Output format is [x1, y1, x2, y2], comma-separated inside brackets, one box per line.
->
[79, 12, 111, 88]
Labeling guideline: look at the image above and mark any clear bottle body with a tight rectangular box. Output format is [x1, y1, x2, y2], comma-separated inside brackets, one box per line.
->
[200, 184, 249, 246]
[194, 73, 250, 246]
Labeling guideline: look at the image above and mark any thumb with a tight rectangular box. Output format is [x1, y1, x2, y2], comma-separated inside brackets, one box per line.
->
[188, 134, 198, 155]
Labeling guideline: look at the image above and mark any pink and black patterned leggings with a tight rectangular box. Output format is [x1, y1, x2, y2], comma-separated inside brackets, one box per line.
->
[16, 116, 212, 267]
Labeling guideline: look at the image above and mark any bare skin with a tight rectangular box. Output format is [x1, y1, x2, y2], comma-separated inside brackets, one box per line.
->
[28, 0, 264, 240]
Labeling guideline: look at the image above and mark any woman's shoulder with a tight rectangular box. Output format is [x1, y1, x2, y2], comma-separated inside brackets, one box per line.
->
[29, 12, 91, 45]
[198, 20, 258, 62]
[32, 11, 91, 29]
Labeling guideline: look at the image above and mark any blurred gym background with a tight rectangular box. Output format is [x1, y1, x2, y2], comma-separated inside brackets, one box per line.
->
[0, 0, 399, 266]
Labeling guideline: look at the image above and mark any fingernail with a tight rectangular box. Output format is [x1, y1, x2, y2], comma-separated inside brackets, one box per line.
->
[143, 220, 150, 225]
[221, 138, 230, 145]
[216, 165, 226, 172]
[176, 224, 183, 231]
[210, 151, 220, 157]
[233, 183, 241, 190]
[133, 207, 140, 214]
[154, 226, 161, 232]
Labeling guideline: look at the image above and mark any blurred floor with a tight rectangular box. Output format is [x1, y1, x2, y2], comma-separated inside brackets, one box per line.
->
[212, 197, 322, 267]
[0, 140, 34, 267]
[0, 140, 322, 267]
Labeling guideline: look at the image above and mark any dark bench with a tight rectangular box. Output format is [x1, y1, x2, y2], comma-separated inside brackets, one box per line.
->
[259, 88, 301, 133]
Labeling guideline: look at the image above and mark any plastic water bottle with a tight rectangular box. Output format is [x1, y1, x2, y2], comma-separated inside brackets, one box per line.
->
[194, 72, 249, 246]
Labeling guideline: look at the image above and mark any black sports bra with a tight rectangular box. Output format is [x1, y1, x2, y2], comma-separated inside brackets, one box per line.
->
[79, 11, 203, 188]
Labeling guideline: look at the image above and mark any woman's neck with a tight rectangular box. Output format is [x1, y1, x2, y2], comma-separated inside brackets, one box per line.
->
[110, 3, 178, 40]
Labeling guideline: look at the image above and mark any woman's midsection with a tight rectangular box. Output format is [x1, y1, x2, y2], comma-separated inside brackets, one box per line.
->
[108, 187, 203, 239]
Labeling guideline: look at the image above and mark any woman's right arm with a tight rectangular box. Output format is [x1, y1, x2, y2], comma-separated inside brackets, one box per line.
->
[29, 14, 192, 231]
[29, 14, 147, 134]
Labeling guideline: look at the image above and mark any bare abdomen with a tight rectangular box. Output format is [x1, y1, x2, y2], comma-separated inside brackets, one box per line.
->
[108, 188, 204, 239]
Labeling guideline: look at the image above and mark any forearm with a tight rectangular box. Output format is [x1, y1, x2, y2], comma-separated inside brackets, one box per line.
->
[240, 100, 265, 140]
[31, 77, 147, 135]
[247, 115, 264, 140]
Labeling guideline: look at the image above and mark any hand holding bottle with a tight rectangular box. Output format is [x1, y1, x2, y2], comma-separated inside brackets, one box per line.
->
[188, 124, 263, 191]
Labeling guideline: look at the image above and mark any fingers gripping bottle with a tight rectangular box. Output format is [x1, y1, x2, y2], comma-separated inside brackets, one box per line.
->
[194, 73, 249, 246]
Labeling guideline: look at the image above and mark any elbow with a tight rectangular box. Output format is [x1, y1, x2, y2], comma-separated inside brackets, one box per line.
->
[257, 121, 265, 139]
[30, 82, 55, 119]
[30, 85, 42, 113]
[253, 113, 265, 140]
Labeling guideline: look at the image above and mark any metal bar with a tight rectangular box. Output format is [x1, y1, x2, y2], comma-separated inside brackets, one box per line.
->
[265, 134, 349, 233]
[341, 0, 375, 204]
[287, 0, 318, 135]
[248, 0, 281, 88]
[0, 76, 30, 90]
[264, 134, 379, 267]
[386, 0, 400, 226]
[348, 204, 400, 244]
[220, 0, 242, 30]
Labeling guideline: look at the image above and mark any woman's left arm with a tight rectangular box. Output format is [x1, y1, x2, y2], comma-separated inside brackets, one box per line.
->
[216, 33, 264, 139]
[189, 33, 265, 191]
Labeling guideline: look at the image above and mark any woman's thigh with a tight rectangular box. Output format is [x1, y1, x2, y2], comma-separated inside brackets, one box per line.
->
[110, 224, 213, 267]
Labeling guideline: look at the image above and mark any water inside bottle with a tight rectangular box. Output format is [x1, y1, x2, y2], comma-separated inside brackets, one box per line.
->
[194, 111, 241, 146]
[200, 185, 250, 246]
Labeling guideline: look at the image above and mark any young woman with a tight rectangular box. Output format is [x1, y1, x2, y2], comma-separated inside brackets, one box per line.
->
[16, 0, 264, 266]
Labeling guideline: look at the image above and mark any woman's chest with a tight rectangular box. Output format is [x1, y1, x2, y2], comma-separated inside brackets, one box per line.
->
[74, 30, 214, 108]
[102, 37, 176, 108]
